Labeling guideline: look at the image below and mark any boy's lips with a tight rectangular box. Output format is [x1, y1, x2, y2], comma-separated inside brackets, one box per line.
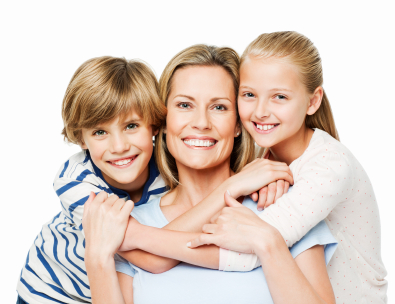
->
[252, 122, 280, 134]
[107, 155, 138, 167]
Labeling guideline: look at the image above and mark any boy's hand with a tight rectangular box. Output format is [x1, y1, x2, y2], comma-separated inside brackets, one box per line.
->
[82, 191, 134, 261]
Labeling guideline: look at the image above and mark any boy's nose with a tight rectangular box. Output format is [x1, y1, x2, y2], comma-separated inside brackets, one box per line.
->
[110, 134, 130, 154]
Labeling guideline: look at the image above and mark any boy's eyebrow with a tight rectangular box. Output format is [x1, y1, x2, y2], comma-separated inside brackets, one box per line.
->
[174, 94, 231, 102]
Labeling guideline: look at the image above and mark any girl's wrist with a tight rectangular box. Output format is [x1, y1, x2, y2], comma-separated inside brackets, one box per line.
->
[252, 227, 285, 260]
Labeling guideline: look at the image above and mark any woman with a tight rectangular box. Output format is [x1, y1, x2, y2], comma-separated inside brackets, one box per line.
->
[83, 45, 337, 304]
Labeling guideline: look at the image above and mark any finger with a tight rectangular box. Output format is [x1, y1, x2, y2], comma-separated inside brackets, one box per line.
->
[265, 182, 277, 208]
[274, 180, 285, 202]
[250, 192, 258, 202]
[120, 200, 134, 217]
[224, 190, 242, 208]
[92, 191, 109, 207]
[202, 224, 217, 234]
[104, 194, 119, 207]
[83, 192, 96, 217]
[284, 181, 290, 194]
[187, 234, 216, 248]
[257, 187, 267, 211]
[113, 198, 126, 211]
[210, 211, 221, 224]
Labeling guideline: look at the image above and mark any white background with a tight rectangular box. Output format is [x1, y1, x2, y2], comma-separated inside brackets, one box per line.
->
[1, 0, 394, 302]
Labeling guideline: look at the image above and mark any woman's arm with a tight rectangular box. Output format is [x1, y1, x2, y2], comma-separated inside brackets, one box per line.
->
[118, 273, 133, 304]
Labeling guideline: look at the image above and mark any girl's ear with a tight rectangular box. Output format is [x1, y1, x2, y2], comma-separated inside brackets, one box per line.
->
[307, 86, 324, 116]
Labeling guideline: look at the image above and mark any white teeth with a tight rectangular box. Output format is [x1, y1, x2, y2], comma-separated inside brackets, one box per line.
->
[184, 139, 215, 147]
[113, 158, 132, 166]
[256, 124, 276, 131]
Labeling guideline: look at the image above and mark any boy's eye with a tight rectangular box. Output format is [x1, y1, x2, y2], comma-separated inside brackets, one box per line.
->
[93, 130, 107, 136]
[126, 123, 138, 130]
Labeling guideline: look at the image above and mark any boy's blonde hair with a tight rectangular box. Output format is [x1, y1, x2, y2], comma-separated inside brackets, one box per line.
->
[61, 56, 167, 145]
[242, 31, 339, 141]
[156, 45, 255, 190]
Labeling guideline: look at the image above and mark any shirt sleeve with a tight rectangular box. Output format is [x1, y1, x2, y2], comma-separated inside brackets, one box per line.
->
[114, 254, 136, 277]
[221, 151, 351, 272]
[53, 174, 110, 231]
[260, 151, 353, 247]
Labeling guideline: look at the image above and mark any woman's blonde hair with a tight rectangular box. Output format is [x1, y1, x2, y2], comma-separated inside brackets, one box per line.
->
[241, 31, 339, 141]
[156, 45, 255, 189]
[62, 56, 167, 145]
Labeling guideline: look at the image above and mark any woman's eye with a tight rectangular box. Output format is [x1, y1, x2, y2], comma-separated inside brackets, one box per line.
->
[178, 102, 191, 109]
[213, 105, 226, 111]
[94, 130, 107, 136]
[126, 123, 138, 130]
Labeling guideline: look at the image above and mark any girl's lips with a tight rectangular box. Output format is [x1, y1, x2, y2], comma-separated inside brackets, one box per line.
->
[107, 155, 138, 168]
[252, 122, 279, 134]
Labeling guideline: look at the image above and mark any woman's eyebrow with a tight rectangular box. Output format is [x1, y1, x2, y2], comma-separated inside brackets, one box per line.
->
[210, 97, 232, 102]
[174, 94, 195, 100]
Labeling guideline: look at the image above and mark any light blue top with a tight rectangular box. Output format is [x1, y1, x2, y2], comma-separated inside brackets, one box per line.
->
[115, 197, 338, 304]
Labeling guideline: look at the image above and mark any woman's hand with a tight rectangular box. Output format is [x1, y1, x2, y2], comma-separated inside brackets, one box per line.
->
[82, 191, 134, 262]
[188, 191, 281, 254]
[229, 158, 293, 200]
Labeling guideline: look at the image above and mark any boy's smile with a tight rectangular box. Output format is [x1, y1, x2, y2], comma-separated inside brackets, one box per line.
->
[81, 111, 156, 201]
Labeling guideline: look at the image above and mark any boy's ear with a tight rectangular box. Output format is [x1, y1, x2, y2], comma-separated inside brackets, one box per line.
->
[306, 86, 324, 116]
[152, 128, 159, 136]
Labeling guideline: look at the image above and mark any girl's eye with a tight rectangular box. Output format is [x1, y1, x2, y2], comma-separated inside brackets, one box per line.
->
[93, 130, 107, 136]
[244, 92, 255, 98]
[275, 94, 287, 100]
[126, 123, 138, 130]
[213, 105, 226, 111]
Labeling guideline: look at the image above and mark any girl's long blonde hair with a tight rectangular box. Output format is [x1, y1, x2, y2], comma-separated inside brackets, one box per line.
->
[241, 31, 339, 141]
[156, 44, 255, 190]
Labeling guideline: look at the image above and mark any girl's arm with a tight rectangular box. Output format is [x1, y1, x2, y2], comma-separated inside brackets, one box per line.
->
[118, 273, 133, 304]
[118, 159, 293, 272]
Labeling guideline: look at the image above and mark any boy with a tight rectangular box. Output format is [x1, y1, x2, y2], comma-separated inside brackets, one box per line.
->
[16, 56, 167, 304]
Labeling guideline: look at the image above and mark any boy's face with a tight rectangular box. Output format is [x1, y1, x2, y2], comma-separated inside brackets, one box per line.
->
[81, 112, 156, 196]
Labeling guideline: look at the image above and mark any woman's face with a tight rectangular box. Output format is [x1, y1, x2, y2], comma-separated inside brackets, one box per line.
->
[166, 66, 239, 171]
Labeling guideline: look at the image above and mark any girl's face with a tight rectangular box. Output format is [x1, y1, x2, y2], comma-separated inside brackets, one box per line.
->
[166, 65, 239, 171]
[238, 56, 320, 149]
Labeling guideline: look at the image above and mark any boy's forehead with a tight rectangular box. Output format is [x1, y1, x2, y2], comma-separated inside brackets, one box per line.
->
[92, 111, 143, 128]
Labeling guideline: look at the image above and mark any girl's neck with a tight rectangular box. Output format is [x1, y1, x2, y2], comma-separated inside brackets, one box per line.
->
[171, 158, 233, 208]
[269, 126, 314, 166]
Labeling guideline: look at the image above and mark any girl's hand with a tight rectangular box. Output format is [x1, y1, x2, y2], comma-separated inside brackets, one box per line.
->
[188, 191, 280, 254]
[230, 158, 293, 199]
[250, 180, 290, 211]
[82, 191, 134, 261]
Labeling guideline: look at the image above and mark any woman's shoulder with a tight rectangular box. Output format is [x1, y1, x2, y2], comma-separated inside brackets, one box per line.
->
[131, 197, 169, 228]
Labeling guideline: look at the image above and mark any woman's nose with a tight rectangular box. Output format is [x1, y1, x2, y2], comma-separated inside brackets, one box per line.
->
[191, 108, 211, 131]
[110, 133, 131, 154]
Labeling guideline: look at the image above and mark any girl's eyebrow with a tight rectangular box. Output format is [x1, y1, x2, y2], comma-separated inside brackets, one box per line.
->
[269, 88, 293, 92]
[174, 94, 231, 102]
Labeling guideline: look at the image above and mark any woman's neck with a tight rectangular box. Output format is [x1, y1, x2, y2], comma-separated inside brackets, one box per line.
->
[171, 158, 233, 208]
[269, 126, 314, 166]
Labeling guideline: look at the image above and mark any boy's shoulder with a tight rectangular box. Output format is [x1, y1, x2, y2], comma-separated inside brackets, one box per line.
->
[53, 150, 104, 185]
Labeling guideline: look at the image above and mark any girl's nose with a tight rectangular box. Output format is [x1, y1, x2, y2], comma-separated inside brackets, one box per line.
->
[254, 99, 270, 119]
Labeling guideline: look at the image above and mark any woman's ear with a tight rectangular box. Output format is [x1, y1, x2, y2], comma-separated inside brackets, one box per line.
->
[234, 123, 241, 137]
[307, 86, 324, 116]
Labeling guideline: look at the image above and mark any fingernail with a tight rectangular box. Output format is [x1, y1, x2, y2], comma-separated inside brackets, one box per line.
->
[186, 242, 191, 248]
[258, 208, 263, 211]
[226, 190, 231, 197]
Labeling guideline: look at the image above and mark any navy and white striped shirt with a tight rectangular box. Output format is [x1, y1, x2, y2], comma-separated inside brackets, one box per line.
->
[17, 151, 167, 303]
